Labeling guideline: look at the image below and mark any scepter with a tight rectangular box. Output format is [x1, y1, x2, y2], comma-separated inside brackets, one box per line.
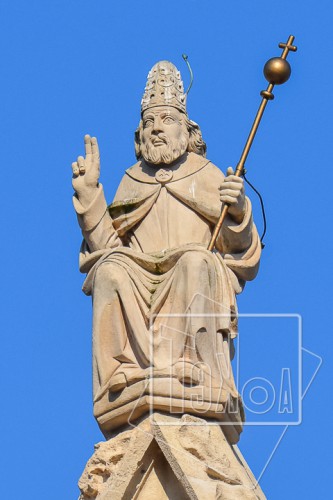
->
[208, 35, 297, 251]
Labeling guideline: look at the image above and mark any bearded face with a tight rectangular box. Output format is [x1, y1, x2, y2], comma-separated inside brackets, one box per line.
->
[139, 106, 189, 165]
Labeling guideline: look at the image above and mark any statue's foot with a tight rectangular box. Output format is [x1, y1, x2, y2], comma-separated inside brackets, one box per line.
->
[108, 372, 127, 392]
[126, 368, 147, 387]
[108, 367, 147, 393]
[175, 360, 202, 386]
[149, 366, 177, 379]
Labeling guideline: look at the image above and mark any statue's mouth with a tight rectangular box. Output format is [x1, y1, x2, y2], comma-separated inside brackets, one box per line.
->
[152, 137, 167, 146]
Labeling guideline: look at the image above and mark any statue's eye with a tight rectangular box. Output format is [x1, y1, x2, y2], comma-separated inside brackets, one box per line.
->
[163, 116, 175, 124]
[143, 119, 153, 128]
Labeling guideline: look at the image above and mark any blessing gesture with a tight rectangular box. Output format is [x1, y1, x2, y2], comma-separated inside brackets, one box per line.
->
[72, 134, 100, 207]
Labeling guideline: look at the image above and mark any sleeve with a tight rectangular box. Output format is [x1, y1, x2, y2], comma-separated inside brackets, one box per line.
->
[73, 183, 122, 258]
[216, 197, 261, 282]
[217, 197, 253, 255]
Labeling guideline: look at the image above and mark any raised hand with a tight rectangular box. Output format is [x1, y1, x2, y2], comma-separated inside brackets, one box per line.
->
[219, 166, 246, 222]
[72, 135, 100, 208]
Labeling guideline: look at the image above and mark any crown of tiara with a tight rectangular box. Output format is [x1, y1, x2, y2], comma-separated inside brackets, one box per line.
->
[141, 61, 187, 114]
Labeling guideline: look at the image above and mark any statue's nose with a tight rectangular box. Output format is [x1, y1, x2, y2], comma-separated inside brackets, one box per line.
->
[152, 116, 163, 134]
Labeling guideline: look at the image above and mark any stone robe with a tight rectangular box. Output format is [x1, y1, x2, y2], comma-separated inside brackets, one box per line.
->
[74, 152, 261, 402]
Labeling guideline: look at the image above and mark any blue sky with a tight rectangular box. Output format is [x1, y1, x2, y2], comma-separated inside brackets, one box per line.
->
[0, 1, 332, 498]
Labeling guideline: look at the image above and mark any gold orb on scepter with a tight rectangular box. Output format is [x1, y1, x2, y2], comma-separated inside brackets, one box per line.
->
[263, 57, 291, 85]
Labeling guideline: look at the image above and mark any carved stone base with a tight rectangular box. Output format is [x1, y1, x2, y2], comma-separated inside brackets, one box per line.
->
[94, 376, 244, 445]
[79, 413, 266, 500]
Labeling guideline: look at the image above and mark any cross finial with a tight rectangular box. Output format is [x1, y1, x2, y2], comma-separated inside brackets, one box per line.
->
[279, 35, 297, 60]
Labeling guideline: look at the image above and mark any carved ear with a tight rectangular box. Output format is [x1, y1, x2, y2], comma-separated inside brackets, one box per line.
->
[187, 118, 207, 157]
[134, 120, 143, 160]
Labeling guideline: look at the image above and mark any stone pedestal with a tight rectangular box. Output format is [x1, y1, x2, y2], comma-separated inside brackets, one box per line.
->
[79, 413, 266, 499]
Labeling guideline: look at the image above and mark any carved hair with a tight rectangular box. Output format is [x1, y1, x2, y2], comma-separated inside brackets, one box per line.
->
[134, 114, 207, 160]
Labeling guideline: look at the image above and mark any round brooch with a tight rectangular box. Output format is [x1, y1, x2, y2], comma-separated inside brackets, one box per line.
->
[155, 168, 173, 184]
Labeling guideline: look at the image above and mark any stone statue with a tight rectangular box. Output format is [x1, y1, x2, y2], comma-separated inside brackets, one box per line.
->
[74, 60, 265, 500]
[73, 60, 261, 437]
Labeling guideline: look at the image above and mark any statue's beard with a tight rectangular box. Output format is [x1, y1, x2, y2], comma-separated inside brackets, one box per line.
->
[141, 134, 188, 165]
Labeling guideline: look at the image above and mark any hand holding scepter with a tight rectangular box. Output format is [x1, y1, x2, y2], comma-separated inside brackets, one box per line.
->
[208, 35, 297, 251]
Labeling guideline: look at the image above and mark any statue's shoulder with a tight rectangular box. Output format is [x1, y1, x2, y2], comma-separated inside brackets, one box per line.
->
[125, 159, 143, 175]
[187, 153, 225, 180]
[125, 160, 159, 184]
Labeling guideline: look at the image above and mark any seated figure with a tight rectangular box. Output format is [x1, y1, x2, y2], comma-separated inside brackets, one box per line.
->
[72, 61, 261, 433]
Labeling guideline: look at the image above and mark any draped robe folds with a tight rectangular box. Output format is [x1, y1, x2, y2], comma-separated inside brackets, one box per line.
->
[73, 152, 261, 402]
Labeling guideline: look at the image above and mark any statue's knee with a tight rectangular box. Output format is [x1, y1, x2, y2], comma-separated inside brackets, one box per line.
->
[178, 251, 210, 275]
[95, 262, 127, 291]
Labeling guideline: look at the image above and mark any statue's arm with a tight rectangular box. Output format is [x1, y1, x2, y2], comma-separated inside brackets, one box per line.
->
[215, 167, 261, 282]
[216, 195, 254, 254]
[73, 184, 120, 252]
[216, 166, 258, 256]
[72, 135, 121, 252]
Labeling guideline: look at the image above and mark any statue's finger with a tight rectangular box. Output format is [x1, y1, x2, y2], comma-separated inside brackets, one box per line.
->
[221, 181, 242, 191]
[91, 137, 100, 159]
[225, 174, 242, 184]
[84, 134, 92, 156]
[77, 156, 86, 174]
[226, 166, 234, 176]
[220, 189, 239, 198]
[72, 161, 79, 177]
[220, 195, 237, 204]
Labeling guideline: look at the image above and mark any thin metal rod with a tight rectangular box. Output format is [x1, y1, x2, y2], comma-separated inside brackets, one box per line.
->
[207, 88, 273, 251]
[235, 83, 273, 175]
[207, 36, 296, 251]
[182, 54, 194, 95]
